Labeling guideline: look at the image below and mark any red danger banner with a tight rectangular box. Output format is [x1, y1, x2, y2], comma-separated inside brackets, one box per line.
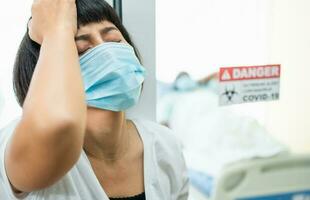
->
[220, 65, 281, 82]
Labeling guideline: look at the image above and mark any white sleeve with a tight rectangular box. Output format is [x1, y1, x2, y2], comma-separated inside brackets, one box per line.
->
[0, 119, 27, 200]
[176, 144, 190, 200]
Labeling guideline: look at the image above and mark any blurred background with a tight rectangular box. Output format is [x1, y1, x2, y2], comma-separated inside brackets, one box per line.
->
[156, 0, 310, 153]
[155, 1, 310, 198]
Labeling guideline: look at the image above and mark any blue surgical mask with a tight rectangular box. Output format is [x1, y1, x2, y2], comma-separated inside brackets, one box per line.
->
[80, 42, 146, 111]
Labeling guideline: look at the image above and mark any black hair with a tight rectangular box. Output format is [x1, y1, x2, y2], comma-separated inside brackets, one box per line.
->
[13, 0, 139, 107]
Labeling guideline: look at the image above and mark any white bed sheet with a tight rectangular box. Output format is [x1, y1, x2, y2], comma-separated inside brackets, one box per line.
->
[157, 87, 289, 199]
[160, 88, 287, 176]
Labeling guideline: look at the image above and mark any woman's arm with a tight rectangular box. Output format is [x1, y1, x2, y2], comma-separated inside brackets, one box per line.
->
[5, 0, 86, 192]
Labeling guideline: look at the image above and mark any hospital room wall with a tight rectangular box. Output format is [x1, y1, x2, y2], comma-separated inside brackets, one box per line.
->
[265, 0, 310, 153]
[123, 0, 156, 121]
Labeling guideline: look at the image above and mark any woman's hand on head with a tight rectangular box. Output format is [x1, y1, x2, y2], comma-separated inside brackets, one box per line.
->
[5, 0, 86, 193]
[28, 0, 77, 44]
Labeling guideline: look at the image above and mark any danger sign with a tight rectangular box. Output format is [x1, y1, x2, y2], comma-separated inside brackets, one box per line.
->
[219, 65, 281, 106]
[220, 65, 281, 81]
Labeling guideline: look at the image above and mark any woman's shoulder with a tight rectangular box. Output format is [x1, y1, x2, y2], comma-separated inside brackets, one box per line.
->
[132, 118, 189, 196]
[132, 118, 184, 157]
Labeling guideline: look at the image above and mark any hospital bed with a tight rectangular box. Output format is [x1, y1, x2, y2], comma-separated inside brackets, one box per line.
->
[189, 154, 310, 200]
[156, 80, 310, 199]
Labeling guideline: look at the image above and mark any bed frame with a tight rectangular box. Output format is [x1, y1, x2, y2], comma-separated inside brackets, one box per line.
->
[213, 154, 310, 200]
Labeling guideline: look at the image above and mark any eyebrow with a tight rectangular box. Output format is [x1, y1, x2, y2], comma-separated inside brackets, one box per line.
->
[75, 27, 119, 41]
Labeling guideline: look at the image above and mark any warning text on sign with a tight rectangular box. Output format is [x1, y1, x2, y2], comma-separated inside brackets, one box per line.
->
[219, 65, 281, 106]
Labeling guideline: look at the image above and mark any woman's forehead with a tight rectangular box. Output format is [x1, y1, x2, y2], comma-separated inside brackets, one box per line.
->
[77, 20, 116, 33]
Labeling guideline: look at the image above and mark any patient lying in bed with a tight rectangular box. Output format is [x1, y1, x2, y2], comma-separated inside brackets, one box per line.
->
[157, 72, 288, 197]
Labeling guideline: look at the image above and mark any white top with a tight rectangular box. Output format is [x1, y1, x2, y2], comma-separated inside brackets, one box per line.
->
[0, 118, 189, 200]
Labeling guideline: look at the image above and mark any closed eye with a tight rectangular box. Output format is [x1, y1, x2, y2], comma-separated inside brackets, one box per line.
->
[78, 48, 90, 56]
[107, 39, 122, 43]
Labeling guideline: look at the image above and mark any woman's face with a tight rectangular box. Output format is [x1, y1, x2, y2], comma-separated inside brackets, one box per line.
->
[75, 20, 128, 56]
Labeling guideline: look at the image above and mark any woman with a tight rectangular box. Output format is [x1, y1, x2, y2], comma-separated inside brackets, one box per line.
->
[0, 0, 189, 199]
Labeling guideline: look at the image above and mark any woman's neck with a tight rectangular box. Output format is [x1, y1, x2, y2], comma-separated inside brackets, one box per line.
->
[83, 107, 130, 163]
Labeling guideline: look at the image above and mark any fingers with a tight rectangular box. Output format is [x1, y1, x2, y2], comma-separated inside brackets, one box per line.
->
[29, 0, 77, 44]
